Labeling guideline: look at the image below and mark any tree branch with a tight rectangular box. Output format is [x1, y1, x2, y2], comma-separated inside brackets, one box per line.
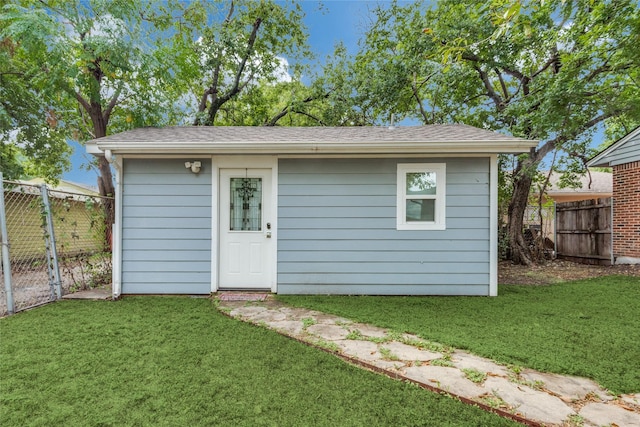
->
[264, 92, 331, 126]
[194, 1, 235, 125]
[290, 110, 326, 126]
[103, 81, 124, 123]
[473, 65, 504, 110]
[206, 15, 263, 125]
[494, 68, 509, 100]
[535, 110, 624, 161]
[74, 91, 91, 113]
[531, 47, 561, 79]
[411, 72, 430, 123]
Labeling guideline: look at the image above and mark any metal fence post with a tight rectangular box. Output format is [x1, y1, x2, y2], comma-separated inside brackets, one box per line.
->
[0, 174, 15, 314]
[40, 184, 62, 299]
[553, 201, 557, 259]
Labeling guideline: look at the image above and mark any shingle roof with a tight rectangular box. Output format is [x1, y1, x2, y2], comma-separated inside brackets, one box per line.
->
[546, 171, 612, 195]
[88, 125, 537, 155]
[94, 124, 522, 143]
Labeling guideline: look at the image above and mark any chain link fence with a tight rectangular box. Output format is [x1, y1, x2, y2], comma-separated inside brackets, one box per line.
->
[1, 175, 113, 316]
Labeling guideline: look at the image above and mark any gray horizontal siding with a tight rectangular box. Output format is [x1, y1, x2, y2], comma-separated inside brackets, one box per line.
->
[121, 158, 211, 294]
[278, 284, 489, 296]
[277, 157, 491, 295]
[279, 262, 488, 274]
[277, 273, 488, 285]
[609, 136, 640, 165]
[279, 206, 489, 218]
[278, 239, 489, 252]
[280, 217, 489, 229]
[278, 250, 489, 262]
[124, 249, 211, 261]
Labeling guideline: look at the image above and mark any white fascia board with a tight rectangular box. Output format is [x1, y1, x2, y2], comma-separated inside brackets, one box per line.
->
[86, 141, 104, 155]
[97, 140, 538, 155]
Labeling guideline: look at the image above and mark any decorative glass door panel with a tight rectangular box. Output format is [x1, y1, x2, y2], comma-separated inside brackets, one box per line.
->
[219, 168, 273, 289]
[230, 178, 262, 231]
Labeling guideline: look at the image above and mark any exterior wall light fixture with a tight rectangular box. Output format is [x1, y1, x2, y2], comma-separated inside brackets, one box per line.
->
[185, 161, 201, 174]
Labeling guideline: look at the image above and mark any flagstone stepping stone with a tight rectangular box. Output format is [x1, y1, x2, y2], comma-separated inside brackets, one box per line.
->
[336, 340, 381, 361]
[483, 376, 575, 424]
[382, 341, 442, 361]
[579, 402, 640, 427]
[403, 365, 484, 399]
[451, 351, 510, 377]
[306, 324, 350, 341]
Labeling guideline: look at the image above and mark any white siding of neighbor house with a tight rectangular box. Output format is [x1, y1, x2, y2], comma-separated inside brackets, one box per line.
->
[121, 158, 212, 294]
[277, 157, 491, 295]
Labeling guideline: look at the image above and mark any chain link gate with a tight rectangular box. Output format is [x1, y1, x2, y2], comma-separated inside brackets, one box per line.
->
[1, 174, 112, 316]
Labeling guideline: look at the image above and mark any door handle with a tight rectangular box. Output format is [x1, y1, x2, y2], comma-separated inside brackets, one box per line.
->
[266, 231, 272, 238]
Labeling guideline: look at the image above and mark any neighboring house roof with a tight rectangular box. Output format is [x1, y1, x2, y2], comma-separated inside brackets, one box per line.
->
[10, 178, 99, 201]
[87, 125, 537, 155]
[544, 170, 612, 198]
[588, 126, 640, 167]
[22, 178, 99, 196]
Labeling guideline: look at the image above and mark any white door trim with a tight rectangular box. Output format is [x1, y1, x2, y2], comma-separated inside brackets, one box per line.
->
[210, 156, 278, 293]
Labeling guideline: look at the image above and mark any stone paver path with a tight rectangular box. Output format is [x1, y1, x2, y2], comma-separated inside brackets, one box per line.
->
[218, 296, 640, 427]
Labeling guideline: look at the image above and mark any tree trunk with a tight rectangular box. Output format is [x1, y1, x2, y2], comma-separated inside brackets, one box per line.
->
[507, 156, 538, 266]
[92, 110, 115, 250]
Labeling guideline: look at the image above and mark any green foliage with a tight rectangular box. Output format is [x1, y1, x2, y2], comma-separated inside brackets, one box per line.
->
[352, 0, 640, 145]
[279, 276, 640, 394]
[0, 298, 519, 426]
[0, 0, 192, 184]
[342, 0, 640, 262]
[148, 0, 313, 126]
[0, 31, 71, 181]
[462, 368, 487, 384]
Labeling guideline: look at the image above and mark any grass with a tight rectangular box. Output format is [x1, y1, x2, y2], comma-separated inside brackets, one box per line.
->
[278, 276, 640, 394]
[0, 297, 519, 427]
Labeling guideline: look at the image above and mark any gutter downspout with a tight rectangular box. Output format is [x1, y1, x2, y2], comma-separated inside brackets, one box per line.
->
[489, 154, 498, 297]
[105, 150, 123, 299]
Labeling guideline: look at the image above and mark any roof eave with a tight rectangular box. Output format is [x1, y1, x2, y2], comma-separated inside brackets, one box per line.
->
[94, 140, 538, 155]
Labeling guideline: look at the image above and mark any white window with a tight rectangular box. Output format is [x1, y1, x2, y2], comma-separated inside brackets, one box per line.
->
[397, 163, 446, 230]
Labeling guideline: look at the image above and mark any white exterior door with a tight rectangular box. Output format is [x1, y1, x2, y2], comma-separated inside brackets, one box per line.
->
[219, 168, 274, 289]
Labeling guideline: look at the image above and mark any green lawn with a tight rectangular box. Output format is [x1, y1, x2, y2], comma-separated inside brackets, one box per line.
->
[279, 276, 640, 395]
[0, 297, 518, 427]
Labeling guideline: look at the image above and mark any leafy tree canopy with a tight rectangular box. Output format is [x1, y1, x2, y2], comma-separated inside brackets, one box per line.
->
[347, 0, 640, 264]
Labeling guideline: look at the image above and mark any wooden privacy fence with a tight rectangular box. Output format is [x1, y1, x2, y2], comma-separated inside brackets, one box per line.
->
[555, 198, 612, 265]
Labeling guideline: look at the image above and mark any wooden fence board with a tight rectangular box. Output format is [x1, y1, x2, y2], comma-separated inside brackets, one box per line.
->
[555, 198, 612, 265]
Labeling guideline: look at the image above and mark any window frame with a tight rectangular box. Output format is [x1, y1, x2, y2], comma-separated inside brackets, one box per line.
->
[396, 163, 446, 230]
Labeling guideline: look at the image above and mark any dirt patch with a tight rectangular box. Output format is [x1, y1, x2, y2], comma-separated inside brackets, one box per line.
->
[499, 259, 640, 285]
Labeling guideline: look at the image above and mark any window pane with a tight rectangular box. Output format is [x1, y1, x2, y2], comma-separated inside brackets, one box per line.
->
[406, 199, 435, 222]
[406, 172, 436, 195]
[230, 178, 262, 231]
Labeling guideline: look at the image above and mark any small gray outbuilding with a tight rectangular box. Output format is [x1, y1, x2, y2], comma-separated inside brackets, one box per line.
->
[87, 125, 536, 297]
